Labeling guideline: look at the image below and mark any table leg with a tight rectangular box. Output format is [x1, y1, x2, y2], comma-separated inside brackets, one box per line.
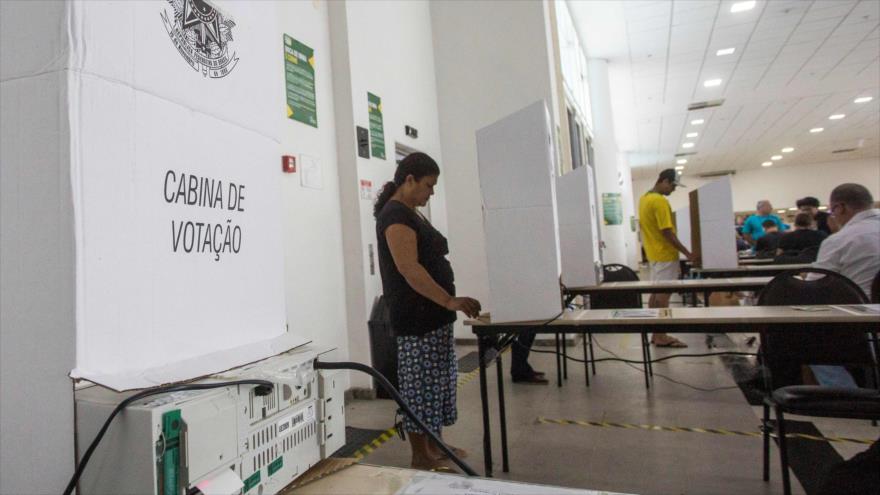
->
[562, 335, 568, 380]
[704, 290, 711, 307]
[496, 352, 509, 473]
[477, 335, 493, 477]
[582, 333, 590, 387]
[555, 333, 562, 387]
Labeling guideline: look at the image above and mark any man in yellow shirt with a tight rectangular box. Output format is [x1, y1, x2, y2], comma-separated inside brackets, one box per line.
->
[638, 169, 695, 347]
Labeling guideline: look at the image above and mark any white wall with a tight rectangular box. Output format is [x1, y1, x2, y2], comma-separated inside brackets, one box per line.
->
[588, 59, 637, 267]
[632, 158, 880, 213]
[330, 0, 449, 386]
[1, 2, 76, 493]
[431, 0, 558, 338]
[275, 1, 350, 374]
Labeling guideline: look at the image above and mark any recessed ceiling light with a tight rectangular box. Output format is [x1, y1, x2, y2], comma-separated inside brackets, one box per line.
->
[686, 132, 699, 138]
[730, 1, 756, 13]
[675, 166, 685, 171]
[704, 79, 723, 87]
[691, 119, 705, 125]
[781, 147, 794, 153]
[763, 162, 773, 167]
[829, 114, 845, 120]
[771, 155, 782, 160]
[676, 159, 688, 164]
[854, 96, 873, 103]
[810, 127, 824, 133]
[682, 142, 695, 149]
[716, 47, 736, 56]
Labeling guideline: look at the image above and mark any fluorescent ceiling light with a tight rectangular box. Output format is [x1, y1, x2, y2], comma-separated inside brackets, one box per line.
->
[676, 159, 687, 164]
[818, 206, 828, 210]
[854, 96, 873, 103]
[771, 155, 782, 160]
[704, 79, 723, 87]
[829, 114, 845, 120]
[731, 1, 756, 13]
[716, 47, 736, 56]
[781, 147, 794, 153]
[788, 207, 798, 211]
[777, 210, 785, 213]
[810, 127, 824, 133]
[682, 142, 695, 149]
[691, 119, 705, 125]
[675, 166, 685, 171]
[686, 132, 699, 138]
[763, 162, 773, 167]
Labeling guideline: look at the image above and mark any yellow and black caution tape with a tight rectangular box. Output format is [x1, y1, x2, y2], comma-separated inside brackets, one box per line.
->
[352, 427, 398, 460]
[537, 417, 876, 445]
[353, 358, 492, 459]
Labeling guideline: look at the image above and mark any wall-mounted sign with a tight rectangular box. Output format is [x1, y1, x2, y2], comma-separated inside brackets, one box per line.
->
[602, 192, 623, 226]
[368, 92, 385, 159]
[284, 34, 317, 127]
[360, 179, 373, 200]
[356, 126, 370, 159]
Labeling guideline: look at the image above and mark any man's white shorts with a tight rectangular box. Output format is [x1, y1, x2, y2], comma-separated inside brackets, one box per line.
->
[650, 260, 681, 281]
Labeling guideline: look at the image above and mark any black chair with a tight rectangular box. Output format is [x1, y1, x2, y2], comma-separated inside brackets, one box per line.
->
[585, 264, 653, 388]
[774, 245, 820, 264]
[872, 270, 880, 304]
[757, 268, 880, 495]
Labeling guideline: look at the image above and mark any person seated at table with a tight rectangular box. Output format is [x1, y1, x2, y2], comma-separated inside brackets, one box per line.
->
[754, 220, 782, 258]
[797, 195, 834, 235]
[812, 183, 880, 297]
[808, 184, 880, 388]
[776, 212, 827, 257]
[742, 200, 789, 247]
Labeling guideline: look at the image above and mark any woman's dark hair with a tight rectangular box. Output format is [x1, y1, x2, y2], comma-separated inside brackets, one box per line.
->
[796, 196, 820, 208]
[373, 152, 440, 217]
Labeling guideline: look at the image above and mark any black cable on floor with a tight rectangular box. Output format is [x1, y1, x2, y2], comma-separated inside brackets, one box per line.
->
[63, 379, 275, 495]
[314, 360, 478, 476]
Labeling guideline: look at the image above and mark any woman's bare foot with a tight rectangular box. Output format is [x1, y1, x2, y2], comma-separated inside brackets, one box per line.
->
[428, 442, 468, 460]
[411, 457, 458, 472]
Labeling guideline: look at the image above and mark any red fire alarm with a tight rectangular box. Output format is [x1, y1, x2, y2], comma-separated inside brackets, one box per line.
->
[282, 155, 297, 173]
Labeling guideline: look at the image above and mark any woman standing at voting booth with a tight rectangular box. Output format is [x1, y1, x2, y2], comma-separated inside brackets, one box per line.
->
[374, 152, 481, 471]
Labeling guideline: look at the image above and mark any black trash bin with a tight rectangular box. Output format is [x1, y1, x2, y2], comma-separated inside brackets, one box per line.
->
[368, 296, 398, 399]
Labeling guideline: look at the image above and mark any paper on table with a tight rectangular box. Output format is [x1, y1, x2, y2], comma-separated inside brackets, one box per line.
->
[611, 309, 661, 318]
[831, 304, 880, 315]
[396, 472, 630, 495]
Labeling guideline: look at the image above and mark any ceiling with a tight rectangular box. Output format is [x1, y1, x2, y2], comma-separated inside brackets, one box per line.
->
[568, 0, 880, 180]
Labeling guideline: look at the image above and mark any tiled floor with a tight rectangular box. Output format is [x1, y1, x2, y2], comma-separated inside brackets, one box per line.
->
[342, 331, 879, 495]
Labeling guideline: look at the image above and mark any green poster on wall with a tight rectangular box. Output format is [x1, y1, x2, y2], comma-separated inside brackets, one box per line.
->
[283, 34, 317, 128]
[368, 92, 386, 159]
[602, 192, 623, 226]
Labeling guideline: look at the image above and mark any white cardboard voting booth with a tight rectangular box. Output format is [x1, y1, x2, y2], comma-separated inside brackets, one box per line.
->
[476, 101, 562, 323]
[557, 165, 603, 288]
[689, 177, 738, 269]
[674, 206, 692, 253]
[6, 1, 309, 391]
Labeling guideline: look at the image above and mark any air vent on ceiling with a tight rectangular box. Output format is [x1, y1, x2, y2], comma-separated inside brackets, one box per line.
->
[831, 148, 857, 154]
[674, 152, 697, 157]
[697, 170, 736, 178]
[688, 99, 725, 111]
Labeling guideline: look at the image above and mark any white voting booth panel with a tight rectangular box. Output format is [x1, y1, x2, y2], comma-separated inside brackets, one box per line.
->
[674, 206, 692, 253]
[557, 166, 603, 287]
[61, 1, 306, 390]
[476, 101, 562, 323]
[689, 177, 737, 269]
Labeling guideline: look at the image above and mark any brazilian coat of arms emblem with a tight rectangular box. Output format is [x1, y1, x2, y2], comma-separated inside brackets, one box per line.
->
[161, 0, 238, 78]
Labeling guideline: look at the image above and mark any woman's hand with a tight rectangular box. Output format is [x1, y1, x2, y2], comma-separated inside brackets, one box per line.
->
[445, 297, 482, 318]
